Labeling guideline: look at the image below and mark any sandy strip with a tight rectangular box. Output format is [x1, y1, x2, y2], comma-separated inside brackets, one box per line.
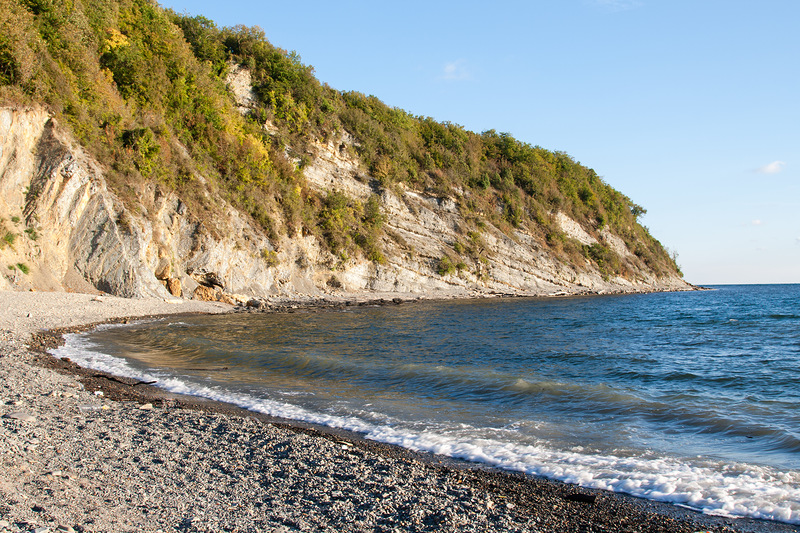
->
[0, 290, 795, 533]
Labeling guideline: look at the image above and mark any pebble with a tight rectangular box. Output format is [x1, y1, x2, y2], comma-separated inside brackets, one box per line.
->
[0, 296, 748, 533]
[3, 411, 36, 423]
[138, 403, 154, 410]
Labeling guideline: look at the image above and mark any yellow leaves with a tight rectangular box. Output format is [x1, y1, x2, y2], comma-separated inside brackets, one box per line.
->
[103, 27, 129, 52]
[372, 155, 393, 181]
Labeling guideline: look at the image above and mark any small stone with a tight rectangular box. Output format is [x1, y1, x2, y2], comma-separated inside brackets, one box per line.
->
[93, 391, 103, 396]
[33, 527, 51, 533]
[139, 403, 154, 410]
[57, 525, 76, 533]
[3, 411, 36, 423]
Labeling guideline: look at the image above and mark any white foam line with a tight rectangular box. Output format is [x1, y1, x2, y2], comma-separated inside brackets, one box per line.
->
[52, 333, 800, 526]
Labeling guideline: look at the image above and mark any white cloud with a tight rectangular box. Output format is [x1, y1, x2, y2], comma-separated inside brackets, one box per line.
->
[751, 219, 763, 226]
[756, 160, 786, 174]
[590, 0, 643, 11]
[440, 59, 471, 81]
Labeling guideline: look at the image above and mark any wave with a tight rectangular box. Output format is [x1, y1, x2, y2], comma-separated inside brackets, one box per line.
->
[51, 331, 800, 525]
[76, 322, 800, 459]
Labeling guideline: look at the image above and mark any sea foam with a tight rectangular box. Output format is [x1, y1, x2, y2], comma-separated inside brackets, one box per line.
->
[53, 331, 800, 525]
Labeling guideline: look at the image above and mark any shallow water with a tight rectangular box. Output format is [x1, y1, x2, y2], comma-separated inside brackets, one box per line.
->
[54, 284, 800, 524]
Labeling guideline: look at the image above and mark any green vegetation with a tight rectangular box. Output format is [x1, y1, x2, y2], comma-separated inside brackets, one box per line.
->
[7, 262, 29, 274]
[437, 256, 456, 277]
[24, 226, 38, 240]
[1, 218, 16, 248]
[260, 248, 278, 267]
[316, 190, 385, 263]
[0, 0, 680, 277]
[584, 243, 623, 280]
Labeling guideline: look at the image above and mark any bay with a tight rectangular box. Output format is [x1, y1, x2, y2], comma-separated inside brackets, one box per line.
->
[54, 284, 800, 524]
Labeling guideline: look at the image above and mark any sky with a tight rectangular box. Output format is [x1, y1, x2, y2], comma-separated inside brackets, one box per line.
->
[161, 0, 799, 285]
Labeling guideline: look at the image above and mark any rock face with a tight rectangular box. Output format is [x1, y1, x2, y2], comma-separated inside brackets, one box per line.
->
[0, 107, 166, 297]
[0, 106, 690, 300]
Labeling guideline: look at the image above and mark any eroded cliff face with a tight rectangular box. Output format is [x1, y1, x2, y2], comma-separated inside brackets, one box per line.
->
[0, 106, 690, 301]
[302, 136, 688, 296]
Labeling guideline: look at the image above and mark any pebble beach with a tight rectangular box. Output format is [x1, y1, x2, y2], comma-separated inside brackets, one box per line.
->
[1, 291, 796, 533]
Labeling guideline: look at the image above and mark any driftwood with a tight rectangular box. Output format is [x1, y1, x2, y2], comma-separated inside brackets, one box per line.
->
[92, 373, 158, 387]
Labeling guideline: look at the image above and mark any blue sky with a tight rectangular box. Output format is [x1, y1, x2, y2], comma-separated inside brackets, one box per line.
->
[161, 0, 799, 285]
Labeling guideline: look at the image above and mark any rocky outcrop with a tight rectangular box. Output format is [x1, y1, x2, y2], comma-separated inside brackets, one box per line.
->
[299, 135, 688, 296]
[0, 106, 690, 300]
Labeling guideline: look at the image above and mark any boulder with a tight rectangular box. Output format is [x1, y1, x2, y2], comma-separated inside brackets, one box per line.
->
[166, 277, 182, 297]
[192, 285, 218, 301]
[154, 259, 171, 280]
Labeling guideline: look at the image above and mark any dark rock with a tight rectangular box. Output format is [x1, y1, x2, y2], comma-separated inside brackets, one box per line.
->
[565, 493, 597, 504]
[187, 268, 224, 290]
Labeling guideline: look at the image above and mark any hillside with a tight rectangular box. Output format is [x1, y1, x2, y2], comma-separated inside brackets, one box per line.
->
[0, 0, 689, 300]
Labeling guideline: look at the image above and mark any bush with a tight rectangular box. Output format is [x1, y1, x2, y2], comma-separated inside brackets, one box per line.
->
[2, 231, 16, 248]
[437, 256, 456, 276]
[585, 243, 622, 278]
[0, 38, 19, 86]
[260, 249, 278, 267]
[24, 227, 38, 240]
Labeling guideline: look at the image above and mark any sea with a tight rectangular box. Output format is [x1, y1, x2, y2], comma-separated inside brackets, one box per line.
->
[52, 284, 800, 526]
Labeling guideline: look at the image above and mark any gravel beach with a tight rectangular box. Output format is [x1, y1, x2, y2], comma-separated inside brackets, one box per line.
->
[1, 290, 797, 533]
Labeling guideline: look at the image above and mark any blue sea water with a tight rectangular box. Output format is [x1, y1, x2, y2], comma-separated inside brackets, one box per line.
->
[53, 284, 800, 524]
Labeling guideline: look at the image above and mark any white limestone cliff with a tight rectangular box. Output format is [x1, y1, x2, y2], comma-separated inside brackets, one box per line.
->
[0, 106, 690, 301]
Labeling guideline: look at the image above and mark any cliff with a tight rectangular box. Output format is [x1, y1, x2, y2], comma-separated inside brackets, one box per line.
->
[0, 0, 691, 301]
[0, 106, 690, 301]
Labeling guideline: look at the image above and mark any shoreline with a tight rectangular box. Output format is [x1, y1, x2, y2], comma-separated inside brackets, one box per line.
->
[1, 291, 795, 532]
